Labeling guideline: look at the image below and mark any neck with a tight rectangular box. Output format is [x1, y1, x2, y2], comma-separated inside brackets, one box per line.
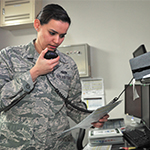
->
[34, 39, 42, 54]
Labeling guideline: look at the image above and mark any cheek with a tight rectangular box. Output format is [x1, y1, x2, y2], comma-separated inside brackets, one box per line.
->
[59, 38, 65, 44]
[41, 33, 51, 43]
[41, 32, 48, 40]
[38, 29, 49, 40]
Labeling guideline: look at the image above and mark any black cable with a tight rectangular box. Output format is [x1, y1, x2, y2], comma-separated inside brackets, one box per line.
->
[110, 77, 134, 104]
[0, 76, 134, 114]
[46, 76, 134, 114]
[117, 77, 134, 100]
[46, 75, 93, 113]
[0, 93, 27, 113]
[54, 86, 93, 114]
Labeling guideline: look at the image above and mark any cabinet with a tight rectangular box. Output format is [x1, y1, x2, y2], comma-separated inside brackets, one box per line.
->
[0, 0, 42, 30]
[58, 44, 91, 78]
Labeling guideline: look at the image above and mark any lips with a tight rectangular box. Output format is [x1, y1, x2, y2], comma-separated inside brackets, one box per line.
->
[48, 44, 57, 50]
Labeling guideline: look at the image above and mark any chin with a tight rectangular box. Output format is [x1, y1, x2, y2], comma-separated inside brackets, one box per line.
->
[47, 47, 56, 51]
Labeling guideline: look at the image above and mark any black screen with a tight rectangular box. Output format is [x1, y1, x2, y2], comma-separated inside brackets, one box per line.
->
[125, 85, 142, 118]
[133, 44, 147, 57]
[141, 85, 150, 129]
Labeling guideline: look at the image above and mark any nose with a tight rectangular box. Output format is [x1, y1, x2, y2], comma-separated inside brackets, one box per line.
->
[53, 35, 61, 44]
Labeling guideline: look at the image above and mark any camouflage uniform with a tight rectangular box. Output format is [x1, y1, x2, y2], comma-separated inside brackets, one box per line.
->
[0, 40, 87, 150]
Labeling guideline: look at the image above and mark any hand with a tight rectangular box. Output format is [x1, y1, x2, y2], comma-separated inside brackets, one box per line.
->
[30, 48, 60, 81]
[91, 114, 109, 128]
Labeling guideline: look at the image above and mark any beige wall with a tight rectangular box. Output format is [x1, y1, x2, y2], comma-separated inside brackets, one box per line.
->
[0, 0, 150, 120]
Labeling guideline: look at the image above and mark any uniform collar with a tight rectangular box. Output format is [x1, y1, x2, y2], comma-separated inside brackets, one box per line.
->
[23, 39, 39, 63]
[56, 49, 67, 64]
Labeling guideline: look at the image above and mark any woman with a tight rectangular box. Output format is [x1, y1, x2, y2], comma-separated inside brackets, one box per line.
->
[0, 4, 109, 150]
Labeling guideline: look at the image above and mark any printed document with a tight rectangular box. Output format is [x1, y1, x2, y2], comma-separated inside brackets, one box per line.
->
[60, 100, 122, 135]
[84, 144, 112, 150]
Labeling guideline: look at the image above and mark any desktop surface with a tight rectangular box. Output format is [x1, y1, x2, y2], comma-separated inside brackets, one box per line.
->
[84, 142, 146, 150]
[84, 138, 148, 150]
[84, 118, 150, 150]
[111, 142, 146, 150]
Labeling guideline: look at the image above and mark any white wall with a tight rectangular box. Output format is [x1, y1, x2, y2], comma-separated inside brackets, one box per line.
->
[0, 0, 150, 120]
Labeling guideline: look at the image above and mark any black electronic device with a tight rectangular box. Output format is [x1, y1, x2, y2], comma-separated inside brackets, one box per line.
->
[141, 85, 150, 130]
[123, 128, 150, 148]
[133, 44, 147, 58]
[124, 84, 150, 130]
[125, 84, 142, 119]
[44, 50, 58, 59]
[129, 44, 150, 129]
[129, 44, 150, 80]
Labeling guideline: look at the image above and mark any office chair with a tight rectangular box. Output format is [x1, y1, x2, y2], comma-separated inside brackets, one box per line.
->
[76, 128, 86, 150]
[76, 102, 92, 150]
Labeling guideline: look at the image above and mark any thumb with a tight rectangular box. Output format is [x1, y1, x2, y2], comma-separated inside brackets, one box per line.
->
[41, 48, 49, 58]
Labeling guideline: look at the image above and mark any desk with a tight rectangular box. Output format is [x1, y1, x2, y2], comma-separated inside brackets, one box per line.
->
[83, 119, 150, 150]
[83, 141, 150, 150]
[84, 142, 148, 150]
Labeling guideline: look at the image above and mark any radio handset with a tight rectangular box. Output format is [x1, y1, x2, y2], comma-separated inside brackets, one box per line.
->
[44, 50, 58, 59]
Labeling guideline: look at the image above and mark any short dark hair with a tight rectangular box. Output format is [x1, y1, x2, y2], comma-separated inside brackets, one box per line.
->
[36, 4, 71, 25]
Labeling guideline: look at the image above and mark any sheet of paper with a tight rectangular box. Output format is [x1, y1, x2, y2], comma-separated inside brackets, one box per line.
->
[59, 100, 122, 135]
[84, 144, 112, 150]
[133, 78, 139, 100]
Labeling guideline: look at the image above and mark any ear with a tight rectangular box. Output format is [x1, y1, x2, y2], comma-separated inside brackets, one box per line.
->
[34, 19, 41, 31]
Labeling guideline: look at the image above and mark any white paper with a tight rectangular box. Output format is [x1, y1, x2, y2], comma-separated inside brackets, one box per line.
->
[59, 100, 122, 135]
[133, 78, 139, 100]
[84, 144, 112, 150]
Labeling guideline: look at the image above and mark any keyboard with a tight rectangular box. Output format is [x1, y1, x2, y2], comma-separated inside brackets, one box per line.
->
[123, 129, 150, 148]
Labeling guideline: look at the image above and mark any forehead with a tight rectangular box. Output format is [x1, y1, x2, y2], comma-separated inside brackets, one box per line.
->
[45, 19, 70, 34]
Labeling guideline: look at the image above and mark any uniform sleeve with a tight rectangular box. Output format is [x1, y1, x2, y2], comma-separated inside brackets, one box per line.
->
[0, 49, 34, 110]
[66, 63, 89, 123]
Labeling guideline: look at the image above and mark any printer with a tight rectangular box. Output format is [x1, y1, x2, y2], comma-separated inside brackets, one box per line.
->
[129, 44, 150, 83]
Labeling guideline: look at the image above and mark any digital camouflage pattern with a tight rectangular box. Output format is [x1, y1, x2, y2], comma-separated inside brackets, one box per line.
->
[0, 40, 87, 150]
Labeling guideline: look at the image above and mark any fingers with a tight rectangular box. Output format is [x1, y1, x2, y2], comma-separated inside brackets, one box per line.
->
[99, 114, 109, 122]
[41, 48, 59, 62]
[41, 47, 60, 65]
[35, 48, 60, 75]
[48, 56, 60, 70]
[103, 114, 109, 119]
[91, 114, 109, 128]
[91, 122, 104, 128]
[40, 48, 49, 59]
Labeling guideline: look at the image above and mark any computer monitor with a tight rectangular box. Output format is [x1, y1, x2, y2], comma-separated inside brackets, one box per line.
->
[128, 44, 150, 129]
[132, 44, 147, 58]
[141, 85, 150, 129]
[125, 84, 142, 121]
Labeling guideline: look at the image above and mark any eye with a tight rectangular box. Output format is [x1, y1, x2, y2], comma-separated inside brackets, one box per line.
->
[49, 31, 55, 36]
[60, 34, 66, 38]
